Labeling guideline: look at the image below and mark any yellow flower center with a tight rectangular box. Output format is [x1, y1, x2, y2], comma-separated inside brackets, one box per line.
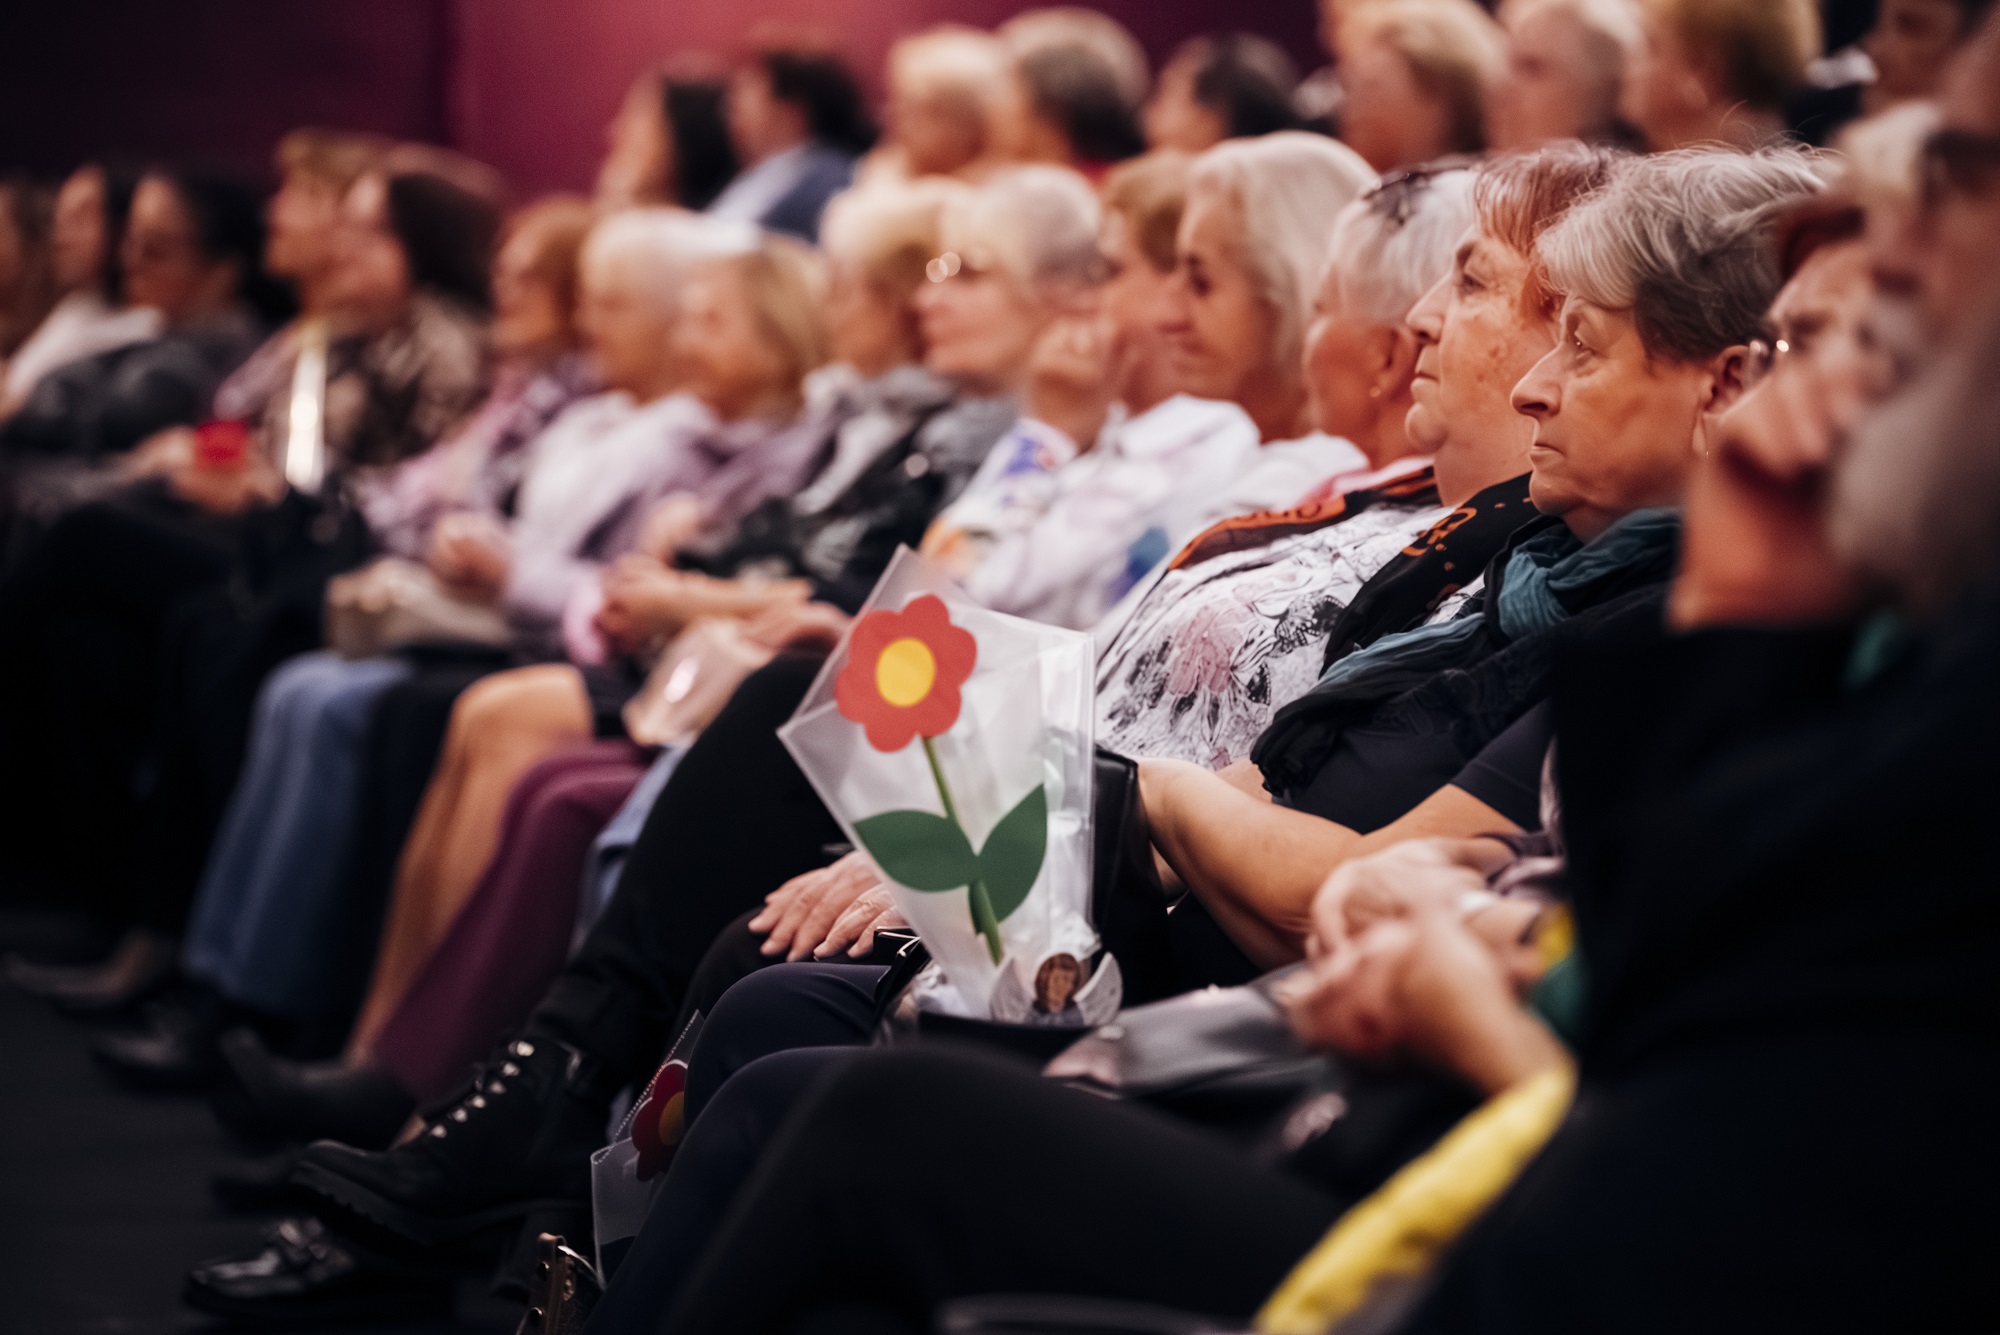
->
[875, 637, 937, 708]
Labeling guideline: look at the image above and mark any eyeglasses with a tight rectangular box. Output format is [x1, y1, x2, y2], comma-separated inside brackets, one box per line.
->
[1741, 335, 1792, 392]
[925, 249, 998, 284]
[1920, 128, 2000, 214]
[1365, 156, 1475, 230]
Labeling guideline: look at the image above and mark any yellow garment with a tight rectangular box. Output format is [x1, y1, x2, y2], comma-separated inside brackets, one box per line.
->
[1255, 1062, 1577, 1335]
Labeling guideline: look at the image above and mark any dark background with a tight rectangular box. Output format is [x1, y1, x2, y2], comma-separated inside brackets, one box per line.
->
[0, 0, 1325, 199]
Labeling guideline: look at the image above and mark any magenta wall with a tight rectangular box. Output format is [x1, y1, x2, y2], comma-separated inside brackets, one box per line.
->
[0, 0, 1322, 198]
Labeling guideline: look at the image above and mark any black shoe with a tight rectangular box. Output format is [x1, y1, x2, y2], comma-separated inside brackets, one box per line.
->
[212, 1028, 416, 1149]
[5, 927, 179, 1015]
[92, 991, 228, 1091]
[183, 1216, 453, 1326]
[211, 1147, 308, 1213]
[292, 1037, 614, 1249]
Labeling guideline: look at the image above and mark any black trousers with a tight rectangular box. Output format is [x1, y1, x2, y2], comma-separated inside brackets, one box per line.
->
[0, 486, 247, 904]
[658, 1046, 1342, 1335]
[527, 653, 844, 1087]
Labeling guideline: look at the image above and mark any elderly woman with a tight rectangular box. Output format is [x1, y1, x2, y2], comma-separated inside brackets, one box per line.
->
[1333, 0, 1506, 172]
[1157, 132, 1375, 494]
[1485, 0, 1642, 150]
[596, 67, 738, 212]
[920, 156, 1262, 629]
[865, 26, 1020, 184]
[1143, 146, 1827, 971]
[1621, 0, 1819, 151]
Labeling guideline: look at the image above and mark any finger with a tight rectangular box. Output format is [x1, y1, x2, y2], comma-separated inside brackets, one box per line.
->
[766, 878, 832, 956]
[814, 897, 877, 959]
[787, 875, 869, 961]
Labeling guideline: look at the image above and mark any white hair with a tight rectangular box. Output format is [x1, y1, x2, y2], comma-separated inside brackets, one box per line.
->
[943, 165, 1103, 292]
[1188, 131, 1377, 370]
[582, 208, 753, 314]
[1537, 146, 1832, 361]
[1323, 166, 1477, 327]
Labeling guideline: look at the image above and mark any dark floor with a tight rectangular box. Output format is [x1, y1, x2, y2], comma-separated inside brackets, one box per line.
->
[0, 909, 514, 1335]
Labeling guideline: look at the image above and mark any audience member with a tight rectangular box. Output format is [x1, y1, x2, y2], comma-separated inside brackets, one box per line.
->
[1486, 0, 1642, 149]
[705, 44, 875, 241]
[597, 67, 740, 212]
[1620, 0, 1820, 150]
[1143, 34, 1303, 153]
[0, 179, 55, 369]
[997, 9, 1150, 171]
[0, 163, 154, 417]
[867, 27, 1019, 183]
[1334, 0, 1507, 171]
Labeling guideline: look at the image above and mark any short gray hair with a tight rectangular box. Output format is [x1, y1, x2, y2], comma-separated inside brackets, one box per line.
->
[582, 208, 752, 314]
[1536, 147, 1831, 362]
[1323, 165, 1476, 327]
[943, 165, 1104, 293]
[1188, 131, 1377, 371]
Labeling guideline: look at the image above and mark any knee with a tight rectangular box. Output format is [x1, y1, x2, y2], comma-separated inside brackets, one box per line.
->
[452, 665, 588, 743]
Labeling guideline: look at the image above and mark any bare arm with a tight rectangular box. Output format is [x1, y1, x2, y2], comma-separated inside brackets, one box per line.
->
[1140, 759, 1523, 968]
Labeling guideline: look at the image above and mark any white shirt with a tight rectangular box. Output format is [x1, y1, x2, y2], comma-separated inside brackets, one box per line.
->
[1200, 432, 1370, 526]
[3, 293, 161, 407]
[925, 395, 1261, 629]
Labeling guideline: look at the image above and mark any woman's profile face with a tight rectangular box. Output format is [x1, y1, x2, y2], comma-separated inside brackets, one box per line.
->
[1404, 226, 1550, 466]
[825, 255, 916, 375]
[1302, 262, 1390, 440]
[1143, 55, 1226, 154]
[1338, 37, 1451, 172]
[1162, 192, 1278, 406]
[121, 176, 223, 321]
[577, 255, 675, 398]
[51, 166, 107, 295]
[676, 260, 786, 419]
[1098, 210, 1180, 405]
[1511, 297, 1709, 537]
[891, 83, 984, 179]
[914, 227, 1049, 389]
[264, 172, 345, 284]
[1487, 6, 1606, 151]
[329, 175, 414, 325]
[489, 224, 569, 361]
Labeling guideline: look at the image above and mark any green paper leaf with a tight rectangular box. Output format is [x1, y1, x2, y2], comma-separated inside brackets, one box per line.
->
[853, 809, 979, 892]
[977, 783, 1047, 923]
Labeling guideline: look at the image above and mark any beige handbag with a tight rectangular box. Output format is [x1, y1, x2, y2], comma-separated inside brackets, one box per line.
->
[620, 618, 776, 746]
[324, 557, 513, 659]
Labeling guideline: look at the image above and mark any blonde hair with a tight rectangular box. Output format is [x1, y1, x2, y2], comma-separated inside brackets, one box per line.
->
[1647, 0, 1820, 112]
[1100, 151, 1193, 274]
[582, 208, 751, 315]
[732, 234, 832, 412]
[942, 165, 1104, 294]
[890, 27, 1015, 123]
[1345, 0, 1508, 153]
[819, 179, 964, 298]
[275, 128, 388, 194]
[1188, 132, 1377, 371]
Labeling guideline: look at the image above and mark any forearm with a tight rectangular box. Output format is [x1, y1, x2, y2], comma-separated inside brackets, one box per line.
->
[1144, 761, 1359, 960]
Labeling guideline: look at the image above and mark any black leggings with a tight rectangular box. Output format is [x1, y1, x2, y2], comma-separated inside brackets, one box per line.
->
[527, 653, 844, 1086]
[659, 1046, 1340, 1335]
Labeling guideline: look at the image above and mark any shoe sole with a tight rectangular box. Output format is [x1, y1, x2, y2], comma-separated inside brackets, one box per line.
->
[291, 1158, 582, 1249]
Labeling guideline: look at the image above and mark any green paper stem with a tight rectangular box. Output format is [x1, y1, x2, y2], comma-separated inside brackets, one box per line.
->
[920, 735, 1003, 963]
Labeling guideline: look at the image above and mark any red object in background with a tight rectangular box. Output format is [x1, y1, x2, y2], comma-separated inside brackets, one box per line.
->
[193, 420, 251, 469]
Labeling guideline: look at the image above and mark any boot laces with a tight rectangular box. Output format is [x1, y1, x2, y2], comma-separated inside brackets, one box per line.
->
[427, 1039, 538, 1140]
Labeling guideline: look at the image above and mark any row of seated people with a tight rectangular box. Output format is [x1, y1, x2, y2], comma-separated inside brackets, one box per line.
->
[0, 2, 1996, 1332]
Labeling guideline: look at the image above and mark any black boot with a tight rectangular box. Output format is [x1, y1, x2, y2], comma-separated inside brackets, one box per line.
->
[292, 1037, 617, 1249]
[212, 1028, 415, 1149]
[182, 1215, 453, 1325]
[5, 927, 179, 1015]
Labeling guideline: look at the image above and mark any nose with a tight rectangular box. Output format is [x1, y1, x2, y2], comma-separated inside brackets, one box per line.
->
[1511, 346, 1561, 420]
[1405, 271, 1449, 347]
[1158, 268, 1193, 335]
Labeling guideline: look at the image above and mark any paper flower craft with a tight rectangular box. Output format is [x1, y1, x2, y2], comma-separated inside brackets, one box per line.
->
[834, 595, 1043, 963]
[835, 594, 977, 752]
[629, 1057, 689, 1181]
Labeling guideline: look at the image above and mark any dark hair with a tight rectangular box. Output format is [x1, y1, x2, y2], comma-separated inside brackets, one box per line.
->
[0, 178, 55, 355]
[758, 48, 878, 157]
[148, 165, 293, 323]
[663, 78, 739, 210]
[1019, 43, 1146, 164]
[1182, 34, 1302, 140]
[384, 170, 502, 313]
[89, 161, 142, 305]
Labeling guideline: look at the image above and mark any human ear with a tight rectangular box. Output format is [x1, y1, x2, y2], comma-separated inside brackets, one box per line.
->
[1702, 343, 1751, 415]
[1375, 324, 1420, 398]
